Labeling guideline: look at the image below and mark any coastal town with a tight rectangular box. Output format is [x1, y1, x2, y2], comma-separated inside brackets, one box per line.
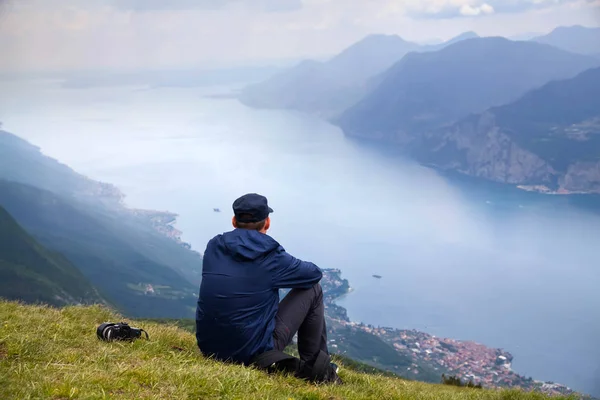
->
[320, 269, 587, 398]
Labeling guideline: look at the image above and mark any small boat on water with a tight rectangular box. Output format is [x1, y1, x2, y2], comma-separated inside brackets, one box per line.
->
[213, 208, 221, 212]
[372, 274, 382, 279]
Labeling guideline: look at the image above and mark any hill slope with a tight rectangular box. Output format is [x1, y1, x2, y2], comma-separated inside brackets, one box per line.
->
[0, 206, 105, 306]
[0, 130, 123, 207]
[0, 300, 573, 400]
[337, 37, 599, 141]
[532, 25, 600, 55]
[0, 131, 203, 317]
[0, 180, 199, 318]
[414, 67, 600, 192]
[0, 130, 202, 284]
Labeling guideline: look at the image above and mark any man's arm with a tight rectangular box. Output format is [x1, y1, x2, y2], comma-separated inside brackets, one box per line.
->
[270, 247, 322, 289]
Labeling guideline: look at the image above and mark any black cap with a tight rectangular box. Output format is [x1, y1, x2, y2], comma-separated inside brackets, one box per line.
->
[232, 193, 274, 223]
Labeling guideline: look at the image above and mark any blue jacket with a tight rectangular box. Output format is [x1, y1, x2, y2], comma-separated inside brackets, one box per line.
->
[195, 228, 322, 365]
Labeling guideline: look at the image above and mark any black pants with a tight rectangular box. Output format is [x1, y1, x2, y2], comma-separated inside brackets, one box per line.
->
[273, 283, 329, 365]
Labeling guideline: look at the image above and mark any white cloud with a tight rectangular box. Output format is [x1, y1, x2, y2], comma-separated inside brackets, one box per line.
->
[480, 3, 496, 13]
[460, 3, 495, 16]
[460, 4, 482, 15]
[404, 0, 588, 18]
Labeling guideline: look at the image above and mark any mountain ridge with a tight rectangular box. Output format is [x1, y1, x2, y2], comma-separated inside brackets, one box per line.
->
[0, 130, 123, 206]
[0, 179, 199, 318]
[239, 31, 485, 118]
[336, 37, 599, 141]
[0, 205, 105, 307]
[0, 131, 203, 318]
[412, 67, 600, 193]
[532, 25, 600, 55]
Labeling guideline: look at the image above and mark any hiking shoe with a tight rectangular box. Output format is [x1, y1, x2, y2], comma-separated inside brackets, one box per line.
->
[329, 363, 343, 385]
[330, 363, 340, 374]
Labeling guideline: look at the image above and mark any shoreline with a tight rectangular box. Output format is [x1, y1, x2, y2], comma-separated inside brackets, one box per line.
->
[320, 269, 589, 398]
[516, 184, 590, 195]
[86, 178, 199, 253]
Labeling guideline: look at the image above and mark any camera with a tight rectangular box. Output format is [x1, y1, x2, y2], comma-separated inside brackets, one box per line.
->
[96, 322, 149, 342]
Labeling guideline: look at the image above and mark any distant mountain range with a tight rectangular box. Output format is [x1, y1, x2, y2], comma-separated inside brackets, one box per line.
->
[0, 205, 105, 307]
[238, 25, 600, 193]
[423, 31, 480, 51]
[239, 32, 480, 118]
[532, 25, 600, 55]
[336, 37, 598, 140]
[0, 131, 202, 317]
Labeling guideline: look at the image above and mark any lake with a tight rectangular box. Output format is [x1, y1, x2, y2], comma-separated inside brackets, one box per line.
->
[1, 79, 599, 395]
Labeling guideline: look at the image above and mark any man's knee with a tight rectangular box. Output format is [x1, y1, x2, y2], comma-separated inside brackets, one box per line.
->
[313, 283, 322, 294]
[313, 283, 323, 302]
[286, 283, 323, 305]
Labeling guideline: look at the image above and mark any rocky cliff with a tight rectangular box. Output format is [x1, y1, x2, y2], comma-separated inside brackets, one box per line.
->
[418, 68, 600, 193]
[417, 112, 557, 186]
[346, 66, 600, 194]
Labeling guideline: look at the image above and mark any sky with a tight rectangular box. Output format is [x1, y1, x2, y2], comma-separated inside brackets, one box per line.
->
[0, 0, 599, 72]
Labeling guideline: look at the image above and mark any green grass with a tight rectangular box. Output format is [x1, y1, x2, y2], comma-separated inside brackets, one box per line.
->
[0, 301, 573, 400]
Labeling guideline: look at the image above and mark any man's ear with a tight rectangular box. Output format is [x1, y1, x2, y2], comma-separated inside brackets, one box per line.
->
[263, 217, 271, 232]
[232, 216, 237, 228]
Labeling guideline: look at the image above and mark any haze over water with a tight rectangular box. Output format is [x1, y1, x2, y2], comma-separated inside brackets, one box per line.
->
[2, 80, 599, 395]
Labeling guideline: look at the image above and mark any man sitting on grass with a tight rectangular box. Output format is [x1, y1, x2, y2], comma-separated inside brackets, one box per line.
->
[195, 193, 340, 383]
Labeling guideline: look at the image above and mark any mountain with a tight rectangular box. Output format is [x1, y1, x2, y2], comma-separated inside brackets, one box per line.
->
[0, 130, 201, 284]
[509, 32, 543, 41]
[326, 34, 422, 83]
[0, 131, 203, 317]
[336, 37, 600, 142]
[0, 131, 123, 207]
[239, 34, 421, 118]
[532, 25, 600, 55]
[239, 32, 480, 119]
[0, 205, 105, 307]
[423, 31, 480, 51]
[413, 67, 600, 193]
[0, 180, 199, 318]
[444, 31, 479, 44]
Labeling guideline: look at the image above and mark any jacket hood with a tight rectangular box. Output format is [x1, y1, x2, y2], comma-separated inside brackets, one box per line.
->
[220, 229, 280, 261]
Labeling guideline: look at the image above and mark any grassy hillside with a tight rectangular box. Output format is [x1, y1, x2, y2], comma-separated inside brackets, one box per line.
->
[144, 318, 400, 378]
[0, 301, 572, 400]
[0, 206, 104, 306]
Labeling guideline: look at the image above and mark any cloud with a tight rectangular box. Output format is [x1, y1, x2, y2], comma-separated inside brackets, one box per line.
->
[111, 0, 303, 13]
[460, 3, 495, 15]
[0, 0, 598, 73]
[406, 0, 588, 18]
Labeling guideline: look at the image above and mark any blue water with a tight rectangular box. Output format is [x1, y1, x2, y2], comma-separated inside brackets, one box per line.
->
[1, 80, 599, 395]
